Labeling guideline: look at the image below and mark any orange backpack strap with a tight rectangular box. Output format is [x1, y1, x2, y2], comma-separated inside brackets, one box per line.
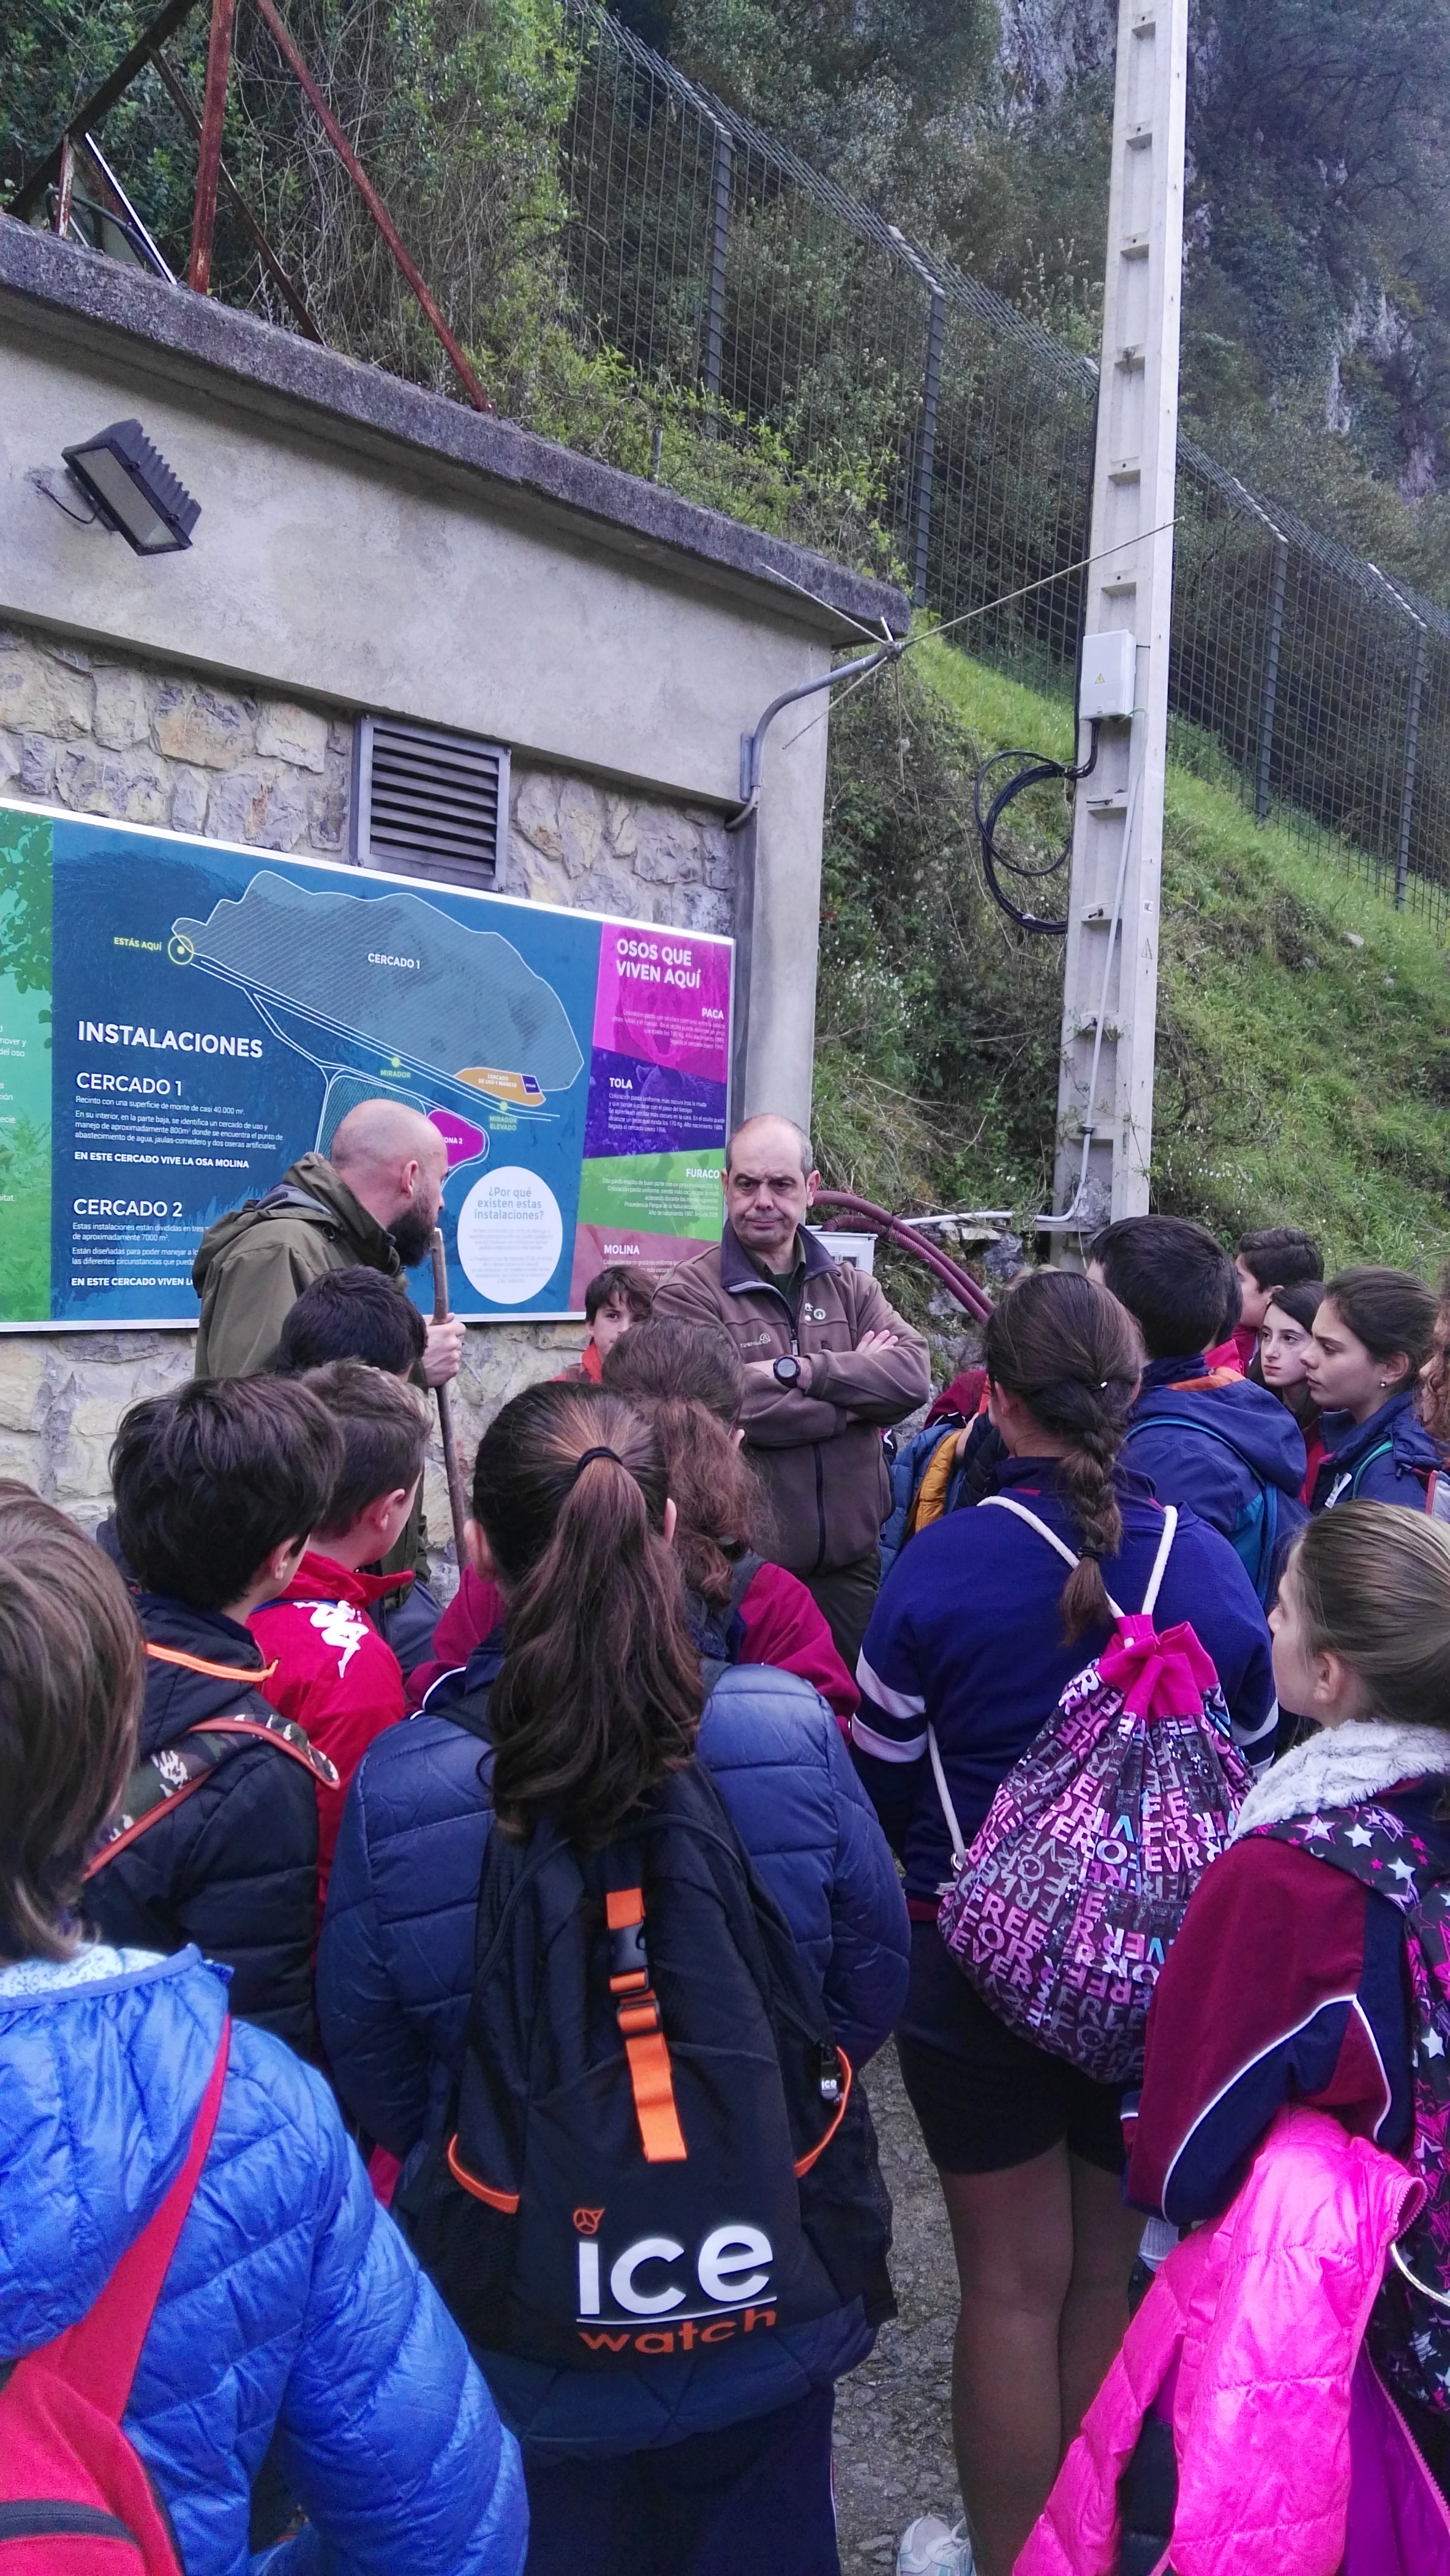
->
[143, 1641, 279, 1687]
[86, 1712, 338, 1879]
[606, 1886, 687, 2163]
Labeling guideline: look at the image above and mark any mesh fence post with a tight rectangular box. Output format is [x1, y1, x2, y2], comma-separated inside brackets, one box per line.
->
[1397, 621, 1429, 910]
[702, 118, 732, 431]
[888, 228, 945, 610]
[912, 286, 944, 609]
[1255, 535, 1288, 825]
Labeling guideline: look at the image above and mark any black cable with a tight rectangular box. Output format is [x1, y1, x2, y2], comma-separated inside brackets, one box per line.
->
[36, 471, 102, 531]
[971, 721, 1101, 935]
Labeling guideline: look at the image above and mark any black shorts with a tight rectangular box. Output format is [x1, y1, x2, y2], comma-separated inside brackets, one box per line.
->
[895, 1919, 1126, 2177]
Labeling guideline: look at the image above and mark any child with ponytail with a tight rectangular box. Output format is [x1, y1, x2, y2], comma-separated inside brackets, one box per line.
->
[852, 1268, 1276, 2576]
[319, 1381, 907, 2576]
[412, 1319, 857, 1721]
[1032, 1505, 1450, 2567]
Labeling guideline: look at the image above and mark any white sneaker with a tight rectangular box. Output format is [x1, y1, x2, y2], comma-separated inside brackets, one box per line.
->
[896, 2515, 975, 2576]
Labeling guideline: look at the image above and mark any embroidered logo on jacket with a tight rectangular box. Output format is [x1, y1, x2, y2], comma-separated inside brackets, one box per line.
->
[299, 1598, 369, 1678]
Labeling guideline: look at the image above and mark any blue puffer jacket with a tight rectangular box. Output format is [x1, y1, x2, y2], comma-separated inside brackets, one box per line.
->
[0, 1944, 526, 2576]
[318, 1649, 911, 2457]
[1122, 1357, 1309, 1530]
[1310, 1389, 1443, 1511]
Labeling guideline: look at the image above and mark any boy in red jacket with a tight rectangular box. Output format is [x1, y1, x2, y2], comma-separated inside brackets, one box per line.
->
[250, 1358, 429, 1906]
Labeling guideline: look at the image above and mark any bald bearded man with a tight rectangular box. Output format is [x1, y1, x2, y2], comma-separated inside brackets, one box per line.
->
[192, 1099, 464, 1386]
[189, 1103, 465, 1671]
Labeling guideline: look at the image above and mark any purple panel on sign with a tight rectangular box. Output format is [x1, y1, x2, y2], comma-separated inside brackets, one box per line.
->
[584, 1049, 728, 1159]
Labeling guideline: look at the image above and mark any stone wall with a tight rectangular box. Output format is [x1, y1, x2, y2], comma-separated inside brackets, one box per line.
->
[0, 620, 351, 853]
[506, 765, 734, 937]
[0, 616, 737, 1578]
[0, 1317, 585, 1587]
[0, 620, 739, 932]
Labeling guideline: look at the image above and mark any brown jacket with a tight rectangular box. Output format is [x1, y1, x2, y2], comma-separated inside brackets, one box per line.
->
[652, 1224, 931, 1576]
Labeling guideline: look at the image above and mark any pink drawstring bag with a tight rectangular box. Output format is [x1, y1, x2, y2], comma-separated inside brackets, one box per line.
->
[934, 1499, 1253, 2084]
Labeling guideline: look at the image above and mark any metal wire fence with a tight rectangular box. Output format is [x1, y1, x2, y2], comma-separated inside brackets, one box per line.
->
[47, 0, 1450, 935]
[557, 7, 1450, 934]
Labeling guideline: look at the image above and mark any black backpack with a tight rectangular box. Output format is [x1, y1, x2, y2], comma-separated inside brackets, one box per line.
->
[400, 1743, 894, 2370]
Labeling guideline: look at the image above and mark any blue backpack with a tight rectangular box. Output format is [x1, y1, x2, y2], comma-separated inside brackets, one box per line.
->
[1122, 1414, 1306, 1607]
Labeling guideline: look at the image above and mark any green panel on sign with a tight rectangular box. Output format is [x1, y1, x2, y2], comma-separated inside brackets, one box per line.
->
[577, 1150, 723, 1241]
[0, 810, 53, 1322]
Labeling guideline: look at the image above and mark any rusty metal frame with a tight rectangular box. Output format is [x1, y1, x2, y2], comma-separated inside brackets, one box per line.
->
[246, 0, 491, 410]
[7, 0, 491, 411]
[146, 40, 322, 339]
[10, 0, 203, 219]
[187, 0, 237, 292]
[54, 135, 78, 241]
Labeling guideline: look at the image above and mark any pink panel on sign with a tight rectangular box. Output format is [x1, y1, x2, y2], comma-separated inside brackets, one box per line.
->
[592, 923, 731, 1080]
[569, 1224, 708, 1307]
[428, 1109, 487, 1168]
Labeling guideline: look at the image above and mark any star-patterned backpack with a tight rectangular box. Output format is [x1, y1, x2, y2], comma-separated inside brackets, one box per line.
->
[1255, 1791, 1450, 2425]
[934, 1499, 1252, 2086]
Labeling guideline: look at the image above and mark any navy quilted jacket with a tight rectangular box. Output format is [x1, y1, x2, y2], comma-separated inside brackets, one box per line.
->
[318, 1652, 910, 2455]
[83, 1586, 320, 2058]
[0, 1944, 525, 2576]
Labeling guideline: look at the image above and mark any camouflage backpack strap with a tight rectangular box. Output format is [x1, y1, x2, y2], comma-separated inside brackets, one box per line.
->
[86, 1685, 339, 1879]
[1254, 1797, 1450, 2415]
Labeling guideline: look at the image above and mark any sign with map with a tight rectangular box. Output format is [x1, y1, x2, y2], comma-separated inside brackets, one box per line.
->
[0, 801, 732, 1328]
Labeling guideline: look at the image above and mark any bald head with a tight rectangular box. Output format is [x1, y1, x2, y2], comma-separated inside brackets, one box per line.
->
[329, 1098, 448, 1266]
[726, 1113, 814, 1181]
[724, 1112, 819, 1264]
[333, 1098, 447, 1178]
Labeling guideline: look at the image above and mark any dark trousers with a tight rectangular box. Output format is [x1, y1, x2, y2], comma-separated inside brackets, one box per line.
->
[522, 2387, 838, 2576]
[803, 1547, 881, 1674]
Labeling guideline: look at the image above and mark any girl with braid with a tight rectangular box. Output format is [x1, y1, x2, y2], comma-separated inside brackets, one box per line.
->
[851, 1269, 1276, 2576]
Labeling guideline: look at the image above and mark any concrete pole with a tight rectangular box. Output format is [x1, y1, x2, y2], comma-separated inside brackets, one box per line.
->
[1050, 0, 1189, 1232]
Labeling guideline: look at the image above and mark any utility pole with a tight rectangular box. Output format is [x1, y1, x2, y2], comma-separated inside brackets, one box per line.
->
[1048, 0, 1189, 1236]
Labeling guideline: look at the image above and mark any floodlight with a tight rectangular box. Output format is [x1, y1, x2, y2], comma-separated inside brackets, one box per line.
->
[61, 419, 200, 555]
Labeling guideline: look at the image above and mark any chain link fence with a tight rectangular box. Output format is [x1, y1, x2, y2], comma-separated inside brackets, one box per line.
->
[43, 0, 1450, 935]
[559, 6, 1450, 934]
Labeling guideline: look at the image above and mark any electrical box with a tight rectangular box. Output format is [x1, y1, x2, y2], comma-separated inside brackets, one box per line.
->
[1078, 630, 1138, 720]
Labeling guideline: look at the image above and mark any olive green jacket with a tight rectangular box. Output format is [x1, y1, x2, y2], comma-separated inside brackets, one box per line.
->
[191, 1154, 426, 1584]
[192, 1153, 403, 1380]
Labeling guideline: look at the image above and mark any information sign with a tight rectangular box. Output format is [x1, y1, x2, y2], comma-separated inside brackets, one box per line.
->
[0, 802, 732, 1327]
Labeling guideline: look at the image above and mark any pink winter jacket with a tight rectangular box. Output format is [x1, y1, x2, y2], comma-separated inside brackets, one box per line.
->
[1018, 2108, 1449, 2576]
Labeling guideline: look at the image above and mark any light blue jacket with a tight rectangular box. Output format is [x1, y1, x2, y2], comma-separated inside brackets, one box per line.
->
[0, 1944, 527, 2576]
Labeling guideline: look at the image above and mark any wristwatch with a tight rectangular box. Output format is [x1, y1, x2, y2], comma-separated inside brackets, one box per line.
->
[772, 1354, 803, 1387]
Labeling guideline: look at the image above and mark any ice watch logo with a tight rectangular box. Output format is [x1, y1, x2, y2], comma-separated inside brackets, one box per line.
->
[574, 2223, 778, 2354]
[573, 2207, 604, 2237]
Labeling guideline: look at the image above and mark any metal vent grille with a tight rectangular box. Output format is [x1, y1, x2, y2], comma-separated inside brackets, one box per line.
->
[353, 715, 509, 887]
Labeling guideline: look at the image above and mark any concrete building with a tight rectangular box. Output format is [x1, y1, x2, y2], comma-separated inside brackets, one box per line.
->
[0, 220, 906, 1556]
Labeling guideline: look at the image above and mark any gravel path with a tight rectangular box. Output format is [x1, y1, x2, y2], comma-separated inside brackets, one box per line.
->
[835, 2047, 963, 2570]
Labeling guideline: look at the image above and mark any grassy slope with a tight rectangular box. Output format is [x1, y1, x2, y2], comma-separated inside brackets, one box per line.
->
[909, 635, 1450, 1271]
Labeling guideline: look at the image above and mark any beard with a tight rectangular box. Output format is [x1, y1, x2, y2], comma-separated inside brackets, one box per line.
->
[389, 1188, 437, 1270]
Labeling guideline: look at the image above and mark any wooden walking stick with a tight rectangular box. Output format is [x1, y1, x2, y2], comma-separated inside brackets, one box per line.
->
[429, 1228, 471, 1572]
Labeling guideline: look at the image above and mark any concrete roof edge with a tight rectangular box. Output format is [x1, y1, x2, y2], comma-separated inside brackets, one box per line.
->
[0, 219, 910, 642]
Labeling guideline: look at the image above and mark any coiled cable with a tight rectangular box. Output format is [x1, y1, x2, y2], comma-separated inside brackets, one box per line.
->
[971, 722, 1101, 935]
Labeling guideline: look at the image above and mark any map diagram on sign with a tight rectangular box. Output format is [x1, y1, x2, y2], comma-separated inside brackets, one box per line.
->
[169, 871, 585, 1170]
